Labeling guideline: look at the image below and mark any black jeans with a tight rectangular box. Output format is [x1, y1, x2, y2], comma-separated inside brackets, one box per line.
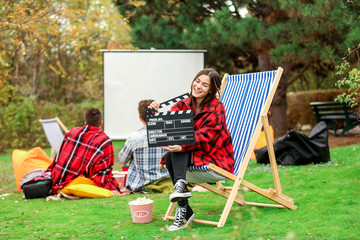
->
[165, 151, 191, 207]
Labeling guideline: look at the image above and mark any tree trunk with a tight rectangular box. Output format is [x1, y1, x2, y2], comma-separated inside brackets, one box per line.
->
[257, 50, 288, 138]
[270, 70, 288, 138]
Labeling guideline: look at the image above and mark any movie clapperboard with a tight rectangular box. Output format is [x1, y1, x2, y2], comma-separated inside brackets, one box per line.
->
[146, 93, 195, 147]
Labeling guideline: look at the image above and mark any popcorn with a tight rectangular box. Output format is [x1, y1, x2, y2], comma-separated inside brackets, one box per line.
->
[129, 196, 153, 205]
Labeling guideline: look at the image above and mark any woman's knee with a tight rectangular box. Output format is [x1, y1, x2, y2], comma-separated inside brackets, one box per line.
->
[165, 153, 172, 168]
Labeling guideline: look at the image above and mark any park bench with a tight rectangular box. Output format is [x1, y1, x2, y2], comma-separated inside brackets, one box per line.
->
[310, 101, 360, 136]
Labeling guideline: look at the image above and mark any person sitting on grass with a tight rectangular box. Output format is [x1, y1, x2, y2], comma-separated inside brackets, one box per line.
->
[148, 68, 235, 231]
[118, 99, 170, 192]
[47, 108, 120, 194]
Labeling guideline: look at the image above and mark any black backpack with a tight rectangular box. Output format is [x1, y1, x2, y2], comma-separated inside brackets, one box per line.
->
[20, 169, 53, 199]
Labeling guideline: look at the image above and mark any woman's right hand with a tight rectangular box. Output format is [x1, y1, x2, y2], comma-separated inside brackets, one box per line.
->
[148, 101, 160, 110]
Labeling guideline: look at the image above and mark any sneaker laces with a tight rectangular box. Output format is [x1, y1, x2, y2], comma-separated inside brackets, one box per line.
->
[174, 179, 188, 193]
[173, 206, 187, 227]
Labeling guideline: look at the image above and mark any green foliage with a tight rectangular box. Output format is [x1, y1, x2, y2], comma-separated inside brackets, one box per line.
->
[335, 44, 360, 113]
[0, 99, 101, 153]
[116, 0, 359, 78]
[115, 0, 360, 136]
[0, 0, 131, 105]
[0, 1, 133, 151]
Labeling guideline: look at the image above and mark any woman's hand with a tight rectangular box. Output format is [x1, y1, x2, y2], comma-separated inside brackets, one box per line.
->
[161, 145, 182, 152]
[148, 101, 160, 110]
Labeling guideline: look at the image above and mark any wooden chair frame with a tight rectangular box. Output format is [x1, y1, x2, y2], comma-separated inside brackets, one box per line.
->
[163, 67, 297, 227]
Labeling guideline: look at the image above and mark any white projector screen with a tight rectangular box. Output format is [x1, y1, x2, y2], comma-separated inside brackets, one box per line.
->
[102, 50, 206, 139]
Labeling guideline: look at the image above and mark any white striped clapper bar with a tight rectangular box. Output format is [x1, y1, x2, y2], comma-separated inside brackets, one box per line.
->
[146, 93, 194, 147]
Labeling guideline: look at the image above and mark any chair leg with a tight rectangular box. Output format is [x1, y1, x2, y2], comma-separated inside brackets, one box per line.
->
[163, 202, 177, 221]
[197, 182, 244, 205]
[262, 115, 282, 195]
[328, 121, 338, 135]
[216, 181, 225, 191]
[50, 148, 55, 160]
[217, 177, 243, 227]
[340, 123, 354, 136]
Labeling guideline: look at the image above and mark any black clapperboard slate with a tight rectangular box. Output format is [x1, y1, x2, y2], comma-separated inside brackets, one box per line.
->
[146, 93, 195, 147]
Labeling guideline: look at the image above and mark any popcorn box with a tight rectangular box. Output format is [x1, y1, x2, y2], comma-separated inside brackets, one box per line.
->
[128, 197, 153, 223]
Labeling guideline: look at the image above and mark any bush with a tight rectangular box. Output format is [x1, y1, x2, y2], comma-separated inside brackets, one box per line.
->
[0, 89, 351, 152]
[0, 99, 102, 153]
[335, 44, 360, 113]
[287, 89, 346, 130]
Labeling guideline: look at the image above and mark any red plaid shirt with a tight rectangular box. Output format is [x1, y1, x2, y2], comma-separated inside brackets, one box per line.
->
[47, 125, 119, 193]
[161, 97, 234, 173]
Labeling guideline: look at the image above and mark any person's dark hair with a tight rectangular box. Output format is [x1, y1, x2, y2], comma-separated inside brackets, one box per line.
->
[85, 108, 102, 127]
[138, 99, 154, 120]
[190, 68, 221, 108]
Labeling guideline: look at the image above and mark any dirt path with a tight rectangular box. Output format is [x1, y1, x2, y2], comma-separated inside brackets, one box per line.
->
[328, 131, 360, 148]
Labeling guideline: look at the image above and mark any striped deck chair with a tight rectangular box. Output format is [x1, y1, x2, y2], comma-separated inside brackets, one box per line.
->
[163, 67, 297, 228]
[39, 117, 69, 159]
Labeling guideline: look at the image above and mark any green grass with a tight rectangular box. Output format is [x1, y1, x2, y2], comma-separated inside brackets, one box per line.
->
[0, 144, 359, 239]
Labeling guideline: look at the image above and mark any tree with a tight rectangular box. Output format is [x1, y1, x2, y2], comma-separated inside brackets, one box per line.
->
[0, 0, 131, 105]
[114, 0, 360, 137]
[335, 44, 360, 113]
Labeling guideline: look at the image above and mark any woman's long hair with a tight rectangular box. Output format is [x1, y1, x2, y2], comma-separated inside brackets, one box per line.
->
[190, 68, 221, 109]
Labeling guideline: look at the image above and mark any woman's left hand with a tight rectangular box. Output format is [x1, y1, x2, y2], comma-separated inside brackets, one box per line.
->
[161, 145, 182, 152]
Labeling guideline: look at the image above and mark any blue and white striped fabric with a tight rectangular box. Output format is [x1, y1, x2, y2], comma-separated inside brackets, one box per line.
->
[222, 70, 276, 175]
[186, 70, 277, 183]
[186, 165, 229, 183]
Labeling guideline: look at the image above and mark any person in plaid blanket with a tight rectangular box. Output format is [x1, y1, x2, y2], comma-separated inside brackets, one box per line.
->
[47, 108, 119, 195]
[149, 68, 234, 231]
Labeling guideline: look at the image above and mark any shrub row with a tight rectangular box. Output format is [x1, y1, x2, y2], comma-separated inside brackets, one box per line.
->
[287, 89, 346, 130]
[0, 89, 347, 152]
[0, 99, 102, 153]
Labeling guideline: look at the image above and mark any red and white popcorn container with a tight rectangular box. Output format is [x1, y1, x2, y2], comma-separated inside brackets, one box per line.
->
[128, 197, 153, 223]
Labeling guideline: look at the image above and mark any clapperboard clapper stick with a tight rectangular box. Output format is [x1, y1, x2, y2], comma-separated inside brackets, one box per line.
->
[146, 93, 195, 147]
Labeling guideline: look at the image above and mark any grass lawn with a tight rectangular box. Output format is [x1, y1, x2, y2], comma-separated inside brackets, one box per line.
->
[0, 143, 359, 239]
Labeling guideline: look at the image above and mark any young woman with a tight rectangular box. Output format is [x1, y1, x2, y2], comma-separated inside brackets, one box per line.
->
[149, 68, 234, 231]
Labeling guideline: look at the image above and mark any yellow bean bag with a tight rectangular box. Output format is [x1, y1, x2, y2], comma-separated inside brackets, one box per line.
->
[12, 147, 52, 192]
[59, 176, 97, 195]
[63, 184, 114, 198]
[59, 176, 113, 198]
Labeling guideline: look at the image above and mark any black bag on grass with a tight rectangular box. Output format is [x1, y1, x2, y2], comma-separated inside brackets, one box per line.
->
[255, 121, 330, 165]
[20, 169, 53, 199]
[22, 179, 53, 199]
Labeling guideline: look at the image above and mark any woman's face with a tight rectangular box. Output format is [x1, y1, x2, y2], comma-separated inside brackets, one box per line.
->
[192, 74, 211, 101]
